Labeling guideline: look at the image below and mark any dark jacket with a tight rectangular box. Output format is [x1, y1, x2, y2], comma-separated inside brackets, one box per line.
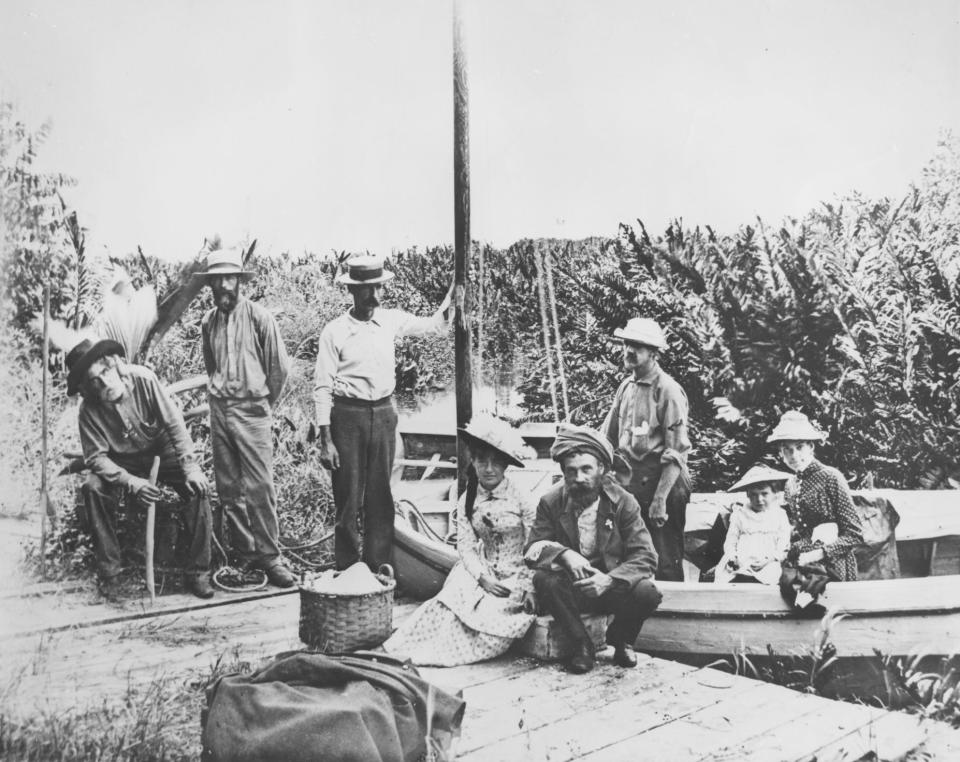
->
[524, 479, 658, 586]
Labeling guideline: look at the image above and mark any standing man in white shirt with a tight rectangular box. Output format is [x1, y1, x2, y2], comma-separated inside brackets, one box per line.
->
[314, 256, 452, 571]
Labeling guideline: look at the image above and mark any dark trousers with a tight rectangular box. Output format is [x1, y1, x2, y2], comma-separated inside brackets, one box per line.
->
[533, 569, 662, 653]
[81, 456, 212, 580]
[209, 396, 281, 568]
[629, 457, 690, 582]
[330, 396, 398, 571]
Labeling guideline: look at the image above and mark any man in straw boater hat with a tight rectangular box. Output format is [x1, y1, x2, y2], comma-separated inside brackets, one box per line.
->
[315, 254, 452, 572]
[524, 423, 661, 674]
[198, 243, 295, 587]
[68, 337, 214, 600]
[601, 317, 692, 581]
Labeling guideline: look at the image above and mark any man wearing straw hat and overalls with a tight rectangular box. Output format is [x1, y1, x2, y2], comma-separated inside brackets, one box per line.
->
[315, 255, 452, 572]
[199, 245, 295, 588]
[602, 317, 692, 581]
[68, 338, 214, 600]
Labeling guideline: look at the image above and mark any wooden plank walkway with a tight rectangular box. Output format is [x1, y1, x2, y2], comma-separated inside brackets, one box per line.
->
[1, 588, 946, 760]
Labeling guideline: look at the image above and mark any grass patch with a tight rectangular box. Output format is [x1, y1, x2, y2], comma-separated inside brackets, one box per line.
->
[0, 648, 254, 761]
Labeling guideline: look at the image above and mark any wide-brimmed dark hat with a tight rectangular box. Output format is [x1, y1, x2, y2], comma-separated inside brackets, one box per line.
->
[66, 338, 125, 396]
[458, 414, 528, 468]
[336, 255, 395, 285]
[193, 247, 255, 279]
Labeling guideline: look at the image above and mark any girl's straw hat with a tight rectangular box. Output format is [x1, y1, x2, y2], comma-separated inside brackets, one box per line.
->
[766, 410, 825, 444]
[458, 414, 530, 468]
[728, 464, 794, 492]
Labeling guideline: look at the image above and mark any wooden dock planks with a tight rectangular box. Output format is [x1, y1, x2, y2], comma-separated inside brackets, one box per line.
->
[2, 591, 944, 760]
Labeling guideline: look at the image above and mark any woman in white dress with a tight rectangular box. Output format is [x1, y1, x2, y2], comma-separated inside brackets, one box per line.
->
[382, 415, 537, 666]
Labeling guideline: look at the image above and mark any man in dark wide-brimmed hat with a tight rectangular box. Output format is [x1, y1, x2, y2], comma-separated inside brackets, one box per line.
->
[68, 338, 213, 600]
[524, 423, 661, 674]
[198, 243, 295, 587]
[314, 255, 453, 572]
[602, 317, 692, 582]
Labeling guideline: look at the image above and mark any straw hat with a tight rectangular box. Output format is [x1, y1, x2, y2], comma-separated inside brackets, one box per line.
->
[336, 255, 395, 285]
[728, 464, 794, 493]
[766, 411, 825, 444]
[66, 338, 125, 396]
[458, 414, 529, 468]
[613, 317, 668, 350]
[194, 247, 254, 279]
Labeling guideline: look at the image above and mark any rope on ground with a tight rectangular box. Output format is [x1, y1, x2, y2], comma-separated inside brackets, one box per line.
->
[533, 243, 560, 423]
[209, 531, 268, 593]
[544, 246, 570, 421]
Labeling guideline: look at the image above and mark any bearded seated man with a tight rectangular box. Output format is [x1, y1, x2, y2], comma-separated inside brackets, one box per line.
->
[524, 423, 662, 674]
[67, 338, 214, 601]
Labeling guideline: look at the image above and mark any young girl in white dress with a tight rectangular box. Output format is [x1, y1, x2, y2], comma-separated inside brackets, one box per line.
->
[715, 464, 792, 585]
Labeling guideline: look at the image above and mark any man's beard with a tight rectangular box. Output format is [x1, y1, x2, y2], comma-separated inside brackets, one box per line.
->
[213, 285, 239, 312]
[568, 482, 602, 506]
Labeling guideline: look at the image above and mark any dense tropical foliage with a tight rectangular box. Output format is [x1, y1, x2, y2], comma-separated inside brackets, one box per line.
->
[2, 97, 958, 580]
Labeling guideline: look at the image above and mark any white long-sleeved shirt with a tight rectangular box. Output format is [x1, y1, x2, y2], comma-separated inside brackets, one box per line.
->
[313, 307, 446, 425]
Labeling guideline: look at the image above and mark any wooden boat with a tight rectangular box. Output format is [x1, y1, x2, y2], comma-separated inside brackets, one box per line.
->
[392, 476, 960, 678]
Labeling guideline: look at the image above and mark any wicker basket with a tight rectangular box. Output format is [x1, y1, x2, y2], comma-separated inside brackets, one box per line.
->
[298, 564, 396, 652]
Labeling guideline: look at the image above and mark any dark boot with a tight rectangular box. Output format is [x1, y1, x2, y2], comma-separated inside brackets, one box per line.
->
[185, 573, 214, 599]
[264, 563, 296, 588]
[567, 641, 596, 674]
[610, 641, 638, 668]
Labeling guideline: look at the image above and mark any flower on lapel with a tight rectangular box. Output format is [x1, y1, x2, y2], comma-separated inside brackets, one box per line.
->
[604, 518, 614, 530]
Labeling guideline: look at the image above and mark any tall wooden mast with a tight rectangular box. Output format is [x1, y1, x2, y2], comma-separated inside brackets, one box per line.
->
[453, 0, 473, 493]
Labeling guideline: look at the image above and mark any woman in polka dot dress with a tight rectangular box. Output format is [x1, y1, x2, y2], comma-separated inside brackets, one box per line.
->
[767, 411, 864, 582]
[383, 415, 537, 666]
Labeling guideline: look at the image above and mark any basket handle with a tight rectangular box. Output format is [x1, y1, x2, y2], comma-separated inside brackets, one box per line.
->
[378, 563, 395, 581]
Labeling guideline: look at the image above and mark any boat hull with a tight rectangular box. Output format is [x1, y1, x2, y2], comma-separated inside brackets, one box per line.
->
[637, 576, 960, 658]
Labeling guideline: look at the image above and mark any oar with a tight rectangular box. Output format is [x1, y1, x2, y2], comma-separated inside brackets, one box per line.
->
[145, 456, 161, 604]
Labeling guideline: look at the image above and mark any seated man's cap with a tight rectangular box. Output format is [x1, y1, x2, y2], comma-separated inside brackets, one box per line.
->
[550, 423, 614, 469]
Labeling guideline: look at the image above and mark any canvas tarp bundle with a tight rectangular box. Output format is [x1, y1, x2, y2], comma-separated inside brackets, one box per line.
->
[852, 492, 901, 580]
[201, 651, 465, 762]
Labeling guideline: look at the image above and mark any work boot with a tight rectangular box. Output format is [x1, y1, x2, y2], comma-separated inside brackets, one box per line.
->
[264, 563, 296, 588]
[98, 574, 122, 603]
[185, 573, 215, 599]
[611, 643, 638, 668]
[566, 642, 595, 675]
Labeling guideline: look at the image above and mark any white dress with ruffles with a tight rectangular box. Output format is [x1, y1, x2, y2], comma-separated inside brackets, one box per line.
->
[383, 477, 536, 666]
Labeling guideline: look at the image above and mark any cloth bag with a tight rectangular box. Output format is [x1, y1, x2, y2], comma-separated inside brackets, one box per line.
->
[201, 651, 465, 762]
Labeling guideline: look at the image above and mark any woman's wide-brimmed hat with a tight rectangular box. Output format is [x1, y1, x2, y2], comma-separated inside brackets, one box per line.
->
[612, 317, 668, 351]
[766, 410, 826, 444]
[66, 338, 126, 396]
[728, 464, 794, 492]
[458, 414, 529, 468]
[336, 255, 395, 285]
[194, 246, 255, 279]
